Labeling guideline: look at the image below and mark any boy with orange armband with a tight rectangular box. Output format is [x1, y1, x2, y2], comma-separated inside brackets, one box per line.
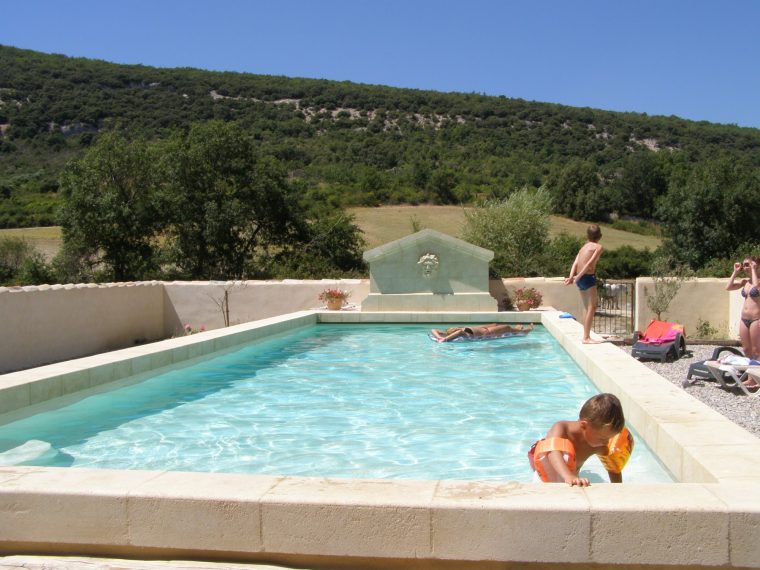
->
[528, 393, 633, 486]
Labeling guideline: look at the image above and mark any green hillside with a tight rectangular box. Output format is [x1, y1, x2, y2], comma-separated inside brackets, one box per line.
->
[2, 44, 760, 230]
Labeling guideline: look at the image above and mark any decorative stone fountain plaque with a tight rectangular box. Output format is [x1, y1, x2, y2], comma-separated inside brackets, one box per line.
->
[361, 229, 497, 311]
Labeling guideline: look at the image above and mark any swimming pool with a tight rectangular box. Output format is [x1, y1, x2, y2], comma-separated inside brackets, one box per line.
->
[3, 308, 757, 568]
[0, 323, 672, 482]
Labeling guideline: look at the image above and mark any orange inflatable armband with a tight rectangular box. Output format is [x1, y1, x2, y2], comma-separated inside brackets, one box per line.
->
[528, 437, 576, 482]
[599, 427, 634, 474]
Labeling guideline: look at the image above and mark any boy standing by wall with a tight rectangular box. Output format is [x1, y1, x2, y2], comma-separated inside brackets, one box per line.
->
[564, 224, 603, 343]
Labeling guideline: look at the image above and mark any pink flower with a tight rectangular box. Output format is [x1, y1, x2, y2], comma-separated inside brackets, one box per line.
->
[199, 325, 206, 332]
[514, 287, 542, 308]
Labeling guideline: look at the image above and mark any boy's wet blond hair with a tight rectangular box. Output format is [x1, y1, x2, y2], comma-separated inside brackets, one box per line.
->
[587, 224, 602, 242]
[579, 393, 625, 432]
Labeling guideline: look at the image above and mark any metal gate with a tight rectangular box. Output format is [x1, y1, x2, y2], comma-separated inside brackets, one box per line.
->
[593, 279, 635, 338]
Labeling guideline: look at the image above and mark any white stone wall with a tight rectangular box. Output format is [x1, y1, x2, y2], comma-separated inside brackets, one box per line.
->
[161, 279, 369, 336]
[494, 277, 578, 313]
[0, 277, 738, 374]
[0, 280, 369, 374]
[635, 278, 732, 337]
[0, 282, 164, 374]
[498, 277, 733, 337]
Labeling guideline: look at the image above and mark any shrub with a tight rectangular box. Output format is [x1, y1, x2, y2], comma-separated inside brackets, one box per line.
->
[694, 318, 719, 340]
[462, 186, 552, 277]
[696, 257, 735, 278]
[0, 236, 37, 284]
[597, 246, 653, 279]
[513, 287, 543, 309]
[609, 219, 662, 237]
[539, 232, 583, 277]
[696, 242, 760, 277]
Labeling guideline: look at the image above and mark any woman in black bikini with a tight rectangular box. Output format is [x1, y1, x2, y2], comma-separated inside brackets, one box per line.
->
[726, 256, 760, 359]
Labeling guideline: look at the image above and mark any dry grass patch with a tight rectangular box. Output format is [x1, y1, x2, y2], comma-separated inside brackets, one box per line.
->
[0, 209, 662, 261]
[0, 226, 63, 260]
[549, 216, 661, 250]
[348, 205, 470, 249]
[349, 206, 662, 251]
[0, 227, 62, 239]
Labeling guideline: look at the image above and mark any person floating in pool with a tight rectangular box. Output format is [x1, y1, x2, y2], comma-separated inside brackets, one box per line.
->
[528, 393, 633, 486]
[430, 323, 533, 343]
[564, 224, 604, 344]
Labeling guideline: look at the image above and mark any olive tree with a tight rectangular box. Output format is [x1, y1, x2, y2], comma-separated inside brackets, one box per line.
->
[462, 186, 552, 277]
[645, 255, 695, 320]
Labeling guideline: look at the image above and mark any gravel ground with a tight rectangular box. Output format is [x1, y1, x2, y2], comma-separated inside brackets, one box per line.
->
[622, 344, 760, 438]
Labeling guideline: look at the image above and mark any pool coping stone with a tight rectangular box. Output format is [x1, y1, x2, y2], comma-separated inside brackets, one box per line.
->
[1, 309, 759, 568]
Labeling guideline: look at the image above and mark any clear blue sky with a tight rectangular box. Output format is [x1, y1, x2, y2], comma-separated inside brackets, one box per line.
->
[3, 0, 759, 128]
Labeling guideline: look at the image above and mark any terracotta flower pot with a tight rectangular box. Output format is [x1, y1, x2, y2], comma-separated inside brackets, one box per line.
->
[516, 300, 531, 311]
[326, 298, 344, 310]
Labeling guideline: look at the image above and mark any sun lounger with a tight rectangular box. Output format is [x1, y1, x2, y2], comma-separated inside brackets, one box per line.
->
[744, 367, 760, 394]
[704, 360, 760, 397]
[684, 346, 744, 386]
[631, 319, 686, 362]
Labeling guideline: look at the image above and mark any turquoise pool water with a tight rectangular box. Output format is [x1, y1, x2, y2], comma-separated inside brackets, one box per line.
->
[0, 324, 672, 482]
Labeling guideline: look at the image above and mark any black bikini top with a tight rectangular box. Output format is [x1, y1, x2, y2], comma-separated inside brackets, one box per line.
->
[742, 286, 760, 298]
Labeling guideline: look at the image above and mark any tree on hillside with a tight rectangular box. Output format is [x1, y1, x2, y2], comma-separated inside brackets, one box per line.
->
[549, 159, 610, 221]
[427, 166, 458, 204]
[462, 186, 552, 277]
[657, 158, 760, 268]
[610, 152, 668, 218]
[58, 131, 165, 281]
[162, 121, 306, 279]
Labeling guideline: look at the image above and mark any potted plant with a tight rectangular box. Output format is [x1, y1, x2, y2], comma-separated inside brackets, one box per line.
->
[183, 323, 206, 335]
[318, 288, 351, 310]
[513, 287, 542, 311]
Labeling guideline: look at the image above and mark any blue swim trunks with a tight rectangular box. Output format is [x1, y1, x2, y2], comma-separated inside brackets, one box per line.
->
[576, 274, 596, 291]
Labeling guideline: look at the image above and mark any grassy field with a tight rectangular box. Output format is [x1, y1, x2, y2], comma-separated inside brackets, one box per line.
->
[0, 226, 63, 260]
[349, 206, 663, 251]
[0, 207, 662, 260]
[0, 227, 61, 239]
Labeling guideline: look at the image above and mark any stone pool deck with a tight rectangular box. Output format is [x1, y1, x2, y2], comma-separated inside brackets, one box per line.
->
[1, 310, 759, 569]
